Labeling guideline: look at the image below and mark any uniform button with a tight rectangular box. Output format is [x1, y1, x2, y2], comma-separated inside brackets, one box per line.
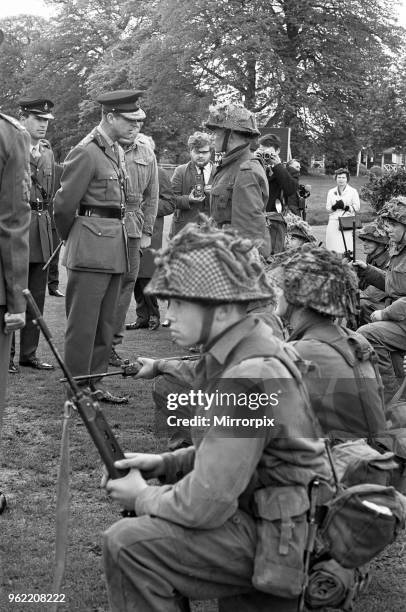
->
[38, 213, 41, 217]
[98, 232, 102, 236]
[232, 514, 241, 524]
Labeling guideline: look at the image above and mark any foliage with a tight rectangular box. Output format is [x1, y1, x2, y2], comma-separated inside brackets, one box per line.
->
[0, 0, 404, 161]
[360, 168, 406, 212]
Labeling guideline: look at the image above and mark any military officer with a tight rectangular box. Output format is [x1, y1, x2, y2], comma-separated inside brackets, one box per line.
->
[9, 96, 56, 372]
[0, 99, 31, 511]
[54, 90, 143, 403]
[205, 102, 271, 258]
[102, 220, 331, 612]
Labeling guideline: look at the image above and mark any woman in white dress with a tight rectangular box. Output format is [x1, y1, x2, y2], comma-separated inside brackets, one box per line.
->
[325, 167, 360, 253]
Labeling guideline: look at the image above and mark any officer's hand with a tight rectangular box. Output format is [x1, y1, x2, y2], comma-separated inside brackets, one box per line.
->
[105, 468, 148, 510]
[140, 234, 151, 249]
[4, 312, 25, 334]
[352, 260, 367, 270]
[131, 357, 157, 379]
[370, 310, 384, 322]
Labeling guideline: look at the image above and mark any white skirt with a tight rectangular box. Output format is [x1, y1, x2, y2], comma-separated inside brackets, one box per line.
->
[325, 217, 354, 254]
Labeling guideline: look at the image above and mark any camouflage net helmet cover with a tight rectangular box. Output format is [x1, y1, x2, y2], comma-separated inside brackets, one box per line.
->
[204, 102, 260, 136]
[266, 244, 359, 318]
[285, 212, 316, 243]
[145, 218, 276, 304]
[379, 196, 406, 226]
[358, 221, 389, 244]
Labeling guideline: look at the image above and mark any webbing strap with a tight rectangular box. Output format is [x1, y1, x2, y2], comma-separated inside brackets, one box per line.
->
[49, 401, 72, 612]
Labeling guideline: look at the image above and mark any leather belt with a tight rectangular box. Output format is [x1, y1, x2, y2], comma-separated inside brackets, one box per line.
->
[79, 205, 124, 220]
[30, 201, 49, 212]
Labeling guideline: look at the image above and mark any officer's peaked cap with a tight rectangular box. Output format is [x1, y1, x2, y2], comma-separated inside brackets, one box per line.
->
[18, 96, 54, 119]
[97, 89, 145, 120]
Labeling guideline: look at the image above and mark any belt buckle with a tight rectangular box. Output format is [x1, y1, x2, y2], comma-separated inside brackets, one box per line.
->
[36, 199, 44, 212]
[120, 206, 125, 220]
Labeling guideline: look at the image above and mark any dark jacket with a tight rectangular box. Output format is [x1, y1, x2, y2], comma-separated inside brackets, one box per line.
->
[210, 144, 270, 257]
[139, 168, 176, 278]
[0, 113, 31, 312]
[170, 160, 213, 237]
[265, 163, 297, 212]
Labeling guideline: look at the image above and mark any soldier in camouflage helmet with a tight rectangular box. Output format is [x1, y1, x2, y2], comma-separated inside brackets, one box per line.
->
[267, 244, 386, 440]
[204, 101, 271, 258]
[102, 220, 330, 612]
[356, 221, 390, 325]
[285, 212, 316, 249]
[356, 196, 406, 402]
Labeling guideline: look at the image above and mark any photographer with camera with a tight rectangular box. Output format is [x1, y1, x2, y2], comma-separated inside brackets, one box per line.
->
[255, 134, 297, 254]
[169, 131, 214, 237]
[325, 167, 360, 254]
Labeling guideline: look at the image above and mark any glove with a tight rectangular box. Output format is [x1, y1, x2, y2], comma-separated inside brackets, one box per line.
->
[344, 205, 350, 212]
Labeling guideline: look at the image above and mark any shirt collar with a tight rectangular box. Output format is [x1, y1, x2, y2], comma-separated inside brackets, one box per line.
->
[97, 124, 115, 148]
[204, 316, 258, 376]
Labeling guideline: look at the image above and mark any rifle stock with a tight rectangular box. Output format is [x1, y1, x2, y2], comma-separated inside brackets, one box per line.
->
[23, 289, 129, 481]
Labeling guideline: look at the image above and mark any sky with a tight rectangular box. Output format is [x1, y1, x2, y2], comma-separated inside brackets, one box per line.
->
[0, 0, 406, 23]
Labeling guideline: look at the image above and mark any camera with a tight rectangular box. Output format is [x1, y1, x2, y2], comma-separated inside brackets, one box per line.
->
[255, 150, 273, 166]
[298, 184, 311, 199]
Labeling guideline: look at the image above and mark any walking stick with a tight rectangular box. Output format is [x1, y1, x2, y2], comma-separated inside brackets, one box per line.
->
[42, 241, 63, 271]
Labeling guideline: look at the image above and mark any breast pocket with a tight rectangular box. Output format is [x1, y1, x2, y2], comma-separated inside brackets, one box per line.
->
[94, 172, 120, 201]
[64, 217, 125, 272]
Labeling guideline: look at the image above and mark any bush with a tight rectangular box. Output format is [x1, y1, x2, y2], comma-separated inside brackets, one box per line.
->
[361, 168, 406, 212]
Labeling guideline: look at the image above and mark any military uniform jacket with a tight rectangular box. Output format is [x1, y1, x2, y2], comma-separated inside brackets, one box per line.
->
[138, 168, 175, 278]
[210, 144, 270, 257]
[361, 243, 406, 323]
[54, 128, 128, 274]
[124, 140, 159, 239]
[289, 312, 386, 440]
[170, 161, 214, 237]
[0, 113, 31, 312]
[133, 316, 330, 528]
[29, 140, 54, 262]
[359, 247, 389, 304]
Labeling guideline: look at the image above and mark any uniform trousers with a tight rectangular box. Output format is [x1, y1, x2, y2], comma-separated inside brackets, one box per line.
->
[48, 227, 61, 292]
[103, 512, 299, 612]
[112, 238, 141, 347]
[134, 276, 159, 324]
[65, 270, 122, 378]
[358, 320, 406, 402]
[11, 262, 47, 362]
[0, 306, 11, 440]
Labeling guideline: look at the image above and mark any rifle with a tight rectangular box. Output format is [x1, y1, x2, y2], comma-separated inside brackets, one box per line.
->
[59, 354, 200, 384]
[23, 289, 131, 482]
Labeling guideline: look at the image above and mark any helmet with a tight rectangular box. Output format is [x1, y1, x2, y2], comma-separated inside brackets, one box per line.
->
[204, 102, 260, 136]
[285, 213, 316, 244]
[358, 221, 389, 244]
[187, 131, 212, 150]
[379, 196, 406, 226]
[145, 218, 275, 303]
[266, 244, 359, 318]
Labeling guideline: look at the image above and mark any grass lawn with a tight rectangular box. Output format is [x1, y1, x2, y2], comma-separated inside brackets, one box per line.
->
[1, 243, 405, 611]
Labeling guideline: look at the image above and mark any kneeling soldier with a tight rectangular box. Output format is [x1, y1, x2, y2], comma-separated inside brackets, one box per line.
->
[102, 221, 331, 612]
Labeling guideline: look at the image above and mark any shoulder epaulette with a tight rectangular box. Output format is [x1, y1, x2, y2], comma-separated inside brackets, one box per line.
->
[78, 132, 96, 147]
[0, 112, 26, 132]
[240, 157, 262, 171]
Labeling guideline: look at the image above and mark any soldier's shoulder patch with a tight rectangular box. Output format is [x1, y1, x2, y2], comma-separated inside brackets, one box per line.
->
[0, 112, 26, 131]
